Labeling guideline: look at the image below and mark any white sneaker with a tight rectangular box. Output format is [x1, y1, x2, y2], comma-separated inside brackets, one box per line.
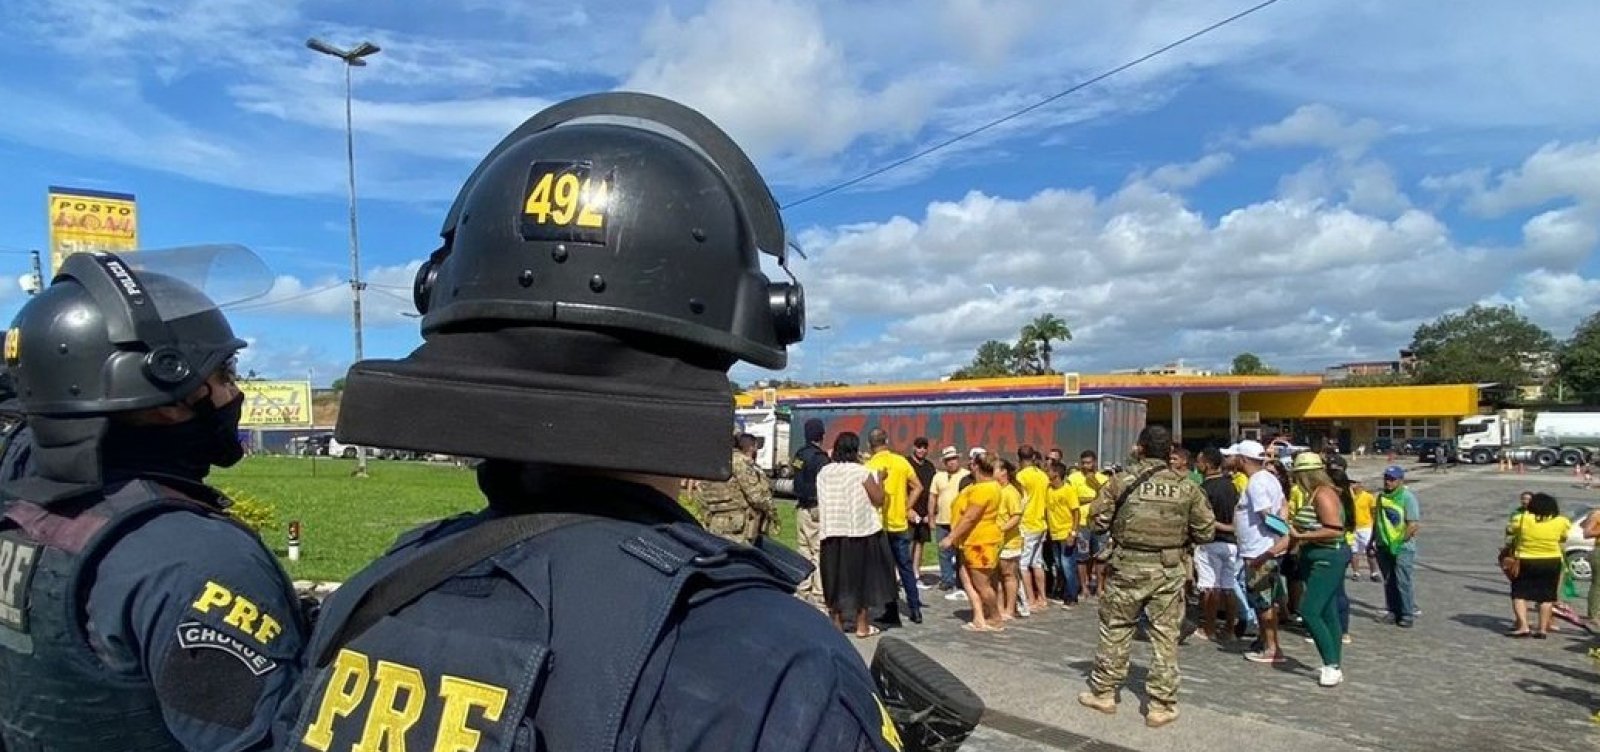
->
[1318, 666, 1344, 687]
[917, 582, 933, 590]
[945, 591, 969, 601]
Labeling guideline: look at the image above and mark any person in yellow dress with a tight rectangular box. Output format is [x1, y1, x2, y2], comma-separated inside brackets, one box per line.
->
[942, 455, 1004, 632]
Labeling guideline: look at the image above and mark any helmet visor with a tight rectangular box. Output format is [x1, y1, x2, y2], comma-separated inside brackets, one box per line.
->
[117, 244, 273, 319]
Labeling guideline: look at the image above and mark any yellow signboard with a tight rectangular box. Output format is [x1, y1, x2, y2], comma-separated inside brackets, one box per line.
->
[239, 381, 313, 427]
[47, 186, 139, 275]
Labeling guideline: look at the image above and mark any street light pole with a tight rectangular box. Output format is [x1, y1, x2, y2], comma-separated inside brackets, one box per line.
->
[811, 324, 832, 385]
[307, 37, 380, 478]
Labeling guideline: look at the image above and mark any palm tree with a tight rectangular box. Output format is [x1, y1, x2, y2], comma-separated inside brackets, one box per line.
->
[1020, 314, 1072, 374]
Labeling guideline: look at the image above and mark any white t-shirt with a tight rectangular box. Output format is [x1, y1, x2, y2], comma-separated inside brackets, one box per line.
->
[1234, 468, 1286, 558]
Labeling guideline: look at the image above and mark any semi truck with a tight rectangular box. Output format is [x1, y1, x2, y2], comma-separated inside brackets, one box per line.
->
[1456, 409, 1600, 467]
[734, 407, 793, 479]
[784, 394, 1147, 469]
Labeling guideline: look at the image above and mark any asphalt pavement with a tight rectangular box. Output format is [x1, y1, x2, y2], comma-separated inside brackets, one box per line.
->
[849, 459, 1600, 752]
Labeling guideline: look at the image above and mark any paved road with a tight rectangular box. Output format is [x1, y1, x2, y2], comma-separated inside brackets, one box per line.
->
[851, 461, 1600, 751]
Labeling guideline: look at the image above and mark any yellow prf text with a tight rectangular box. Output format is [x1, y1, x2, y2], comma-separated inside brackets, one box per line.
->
[190, 580, 282, 645]
[303, 647, 509, 752]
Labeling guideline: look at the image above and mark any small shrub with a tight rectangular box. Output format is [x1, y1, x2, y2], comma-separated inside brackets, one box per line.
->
[221, 486, 278, 538]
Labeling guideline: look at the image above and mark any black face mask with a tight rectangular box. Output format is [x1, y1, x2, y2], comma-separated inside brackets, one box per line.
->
[102, 391, 246, 482]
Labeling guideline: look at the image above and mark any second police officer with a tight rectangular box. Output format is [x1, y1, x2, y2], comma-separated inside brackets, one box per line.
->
[282, 92, 905, 751]
[1078, 425, 1214, 728]
[790, 417, 829, 603]
[0, 252, 306, 751]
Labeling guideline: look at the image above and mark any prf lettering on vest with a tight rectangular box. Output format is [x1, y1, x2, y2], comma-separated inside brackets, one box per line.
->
[303, 648, 509, 752]
[0, 538, 38, 625]
[190, 580, 282, 645]
[1139, 481, 1183, 499]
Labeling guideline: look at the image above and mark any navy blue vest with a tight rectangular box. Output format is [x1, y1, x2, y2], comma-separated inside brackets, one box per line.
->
[288, 492, 810, 752]
[0, 480, 222, 752]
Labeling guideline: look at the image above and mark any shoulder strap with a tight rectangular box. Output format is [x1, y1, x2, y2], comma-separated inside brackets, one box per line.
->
[314, 511, 592, 668]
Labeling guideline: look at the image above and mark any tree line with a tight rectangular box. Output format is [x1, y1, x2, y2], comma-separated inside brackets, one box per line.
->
[739, 304, 1600, 402]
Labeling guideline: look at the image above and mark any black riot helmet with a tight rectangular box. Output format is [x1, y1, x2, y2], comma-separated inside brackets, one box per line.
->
[6, 252, 244, 417]
[337, 93, 803, 480]
[413, 91, 804, 368]
[1, 252, 246, 501]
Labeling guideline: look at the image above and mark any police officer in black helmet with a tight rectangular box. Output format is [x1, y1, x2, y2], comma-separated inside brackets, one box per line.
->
[0, 252, 305, 751]
[283, 93, 904, 752]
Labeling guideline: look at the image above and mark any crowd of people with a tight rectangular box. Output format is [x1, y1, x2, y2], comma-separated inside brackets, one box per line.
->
[773, 415, 1600, 728]
[788, 423, 1442, 691]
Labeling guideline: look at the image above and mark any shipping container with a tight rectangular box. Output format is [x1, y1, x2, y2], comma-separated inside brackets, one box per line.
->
[786, 395, 1147, 464]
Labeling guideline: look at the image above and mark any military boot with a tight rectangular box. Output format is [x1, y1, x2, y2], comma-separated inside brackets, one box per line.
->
[1145, 703, 1180, 728]
[1076, 690, 1117, 714]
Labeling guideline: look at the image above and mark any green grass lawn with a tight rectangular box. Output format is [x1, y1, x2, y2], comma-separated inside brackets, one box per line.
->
[213, 457, 947, 582]
[211, 457, 483, 581]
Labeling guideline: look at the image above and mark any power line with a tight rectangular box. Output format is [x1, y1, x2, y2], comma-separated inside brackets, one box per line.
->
[224, 282, 345, 313]
[365, 286, 415, 306]
[779, 0, 1287, 211]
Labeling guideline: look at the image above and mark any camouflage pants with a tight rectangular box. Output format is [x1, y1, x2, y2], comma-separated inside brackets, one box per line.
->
[1087, 560, 1187, 706]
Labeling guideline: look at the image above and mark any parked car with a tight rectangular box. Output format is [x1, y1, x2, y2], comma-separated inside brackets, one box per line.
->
[1567, 506, 1596, 582]
[1369, 437, 1395, 455]
[1406, 439, 1457, 464]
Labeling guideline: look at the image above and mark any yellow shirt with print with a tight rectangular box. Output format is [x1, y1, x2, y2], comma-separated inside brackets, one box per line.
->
[960, 480, 1004, 546]
[1017, 465, 1051, 535]
[998, 484, 1024, 553]
[1069, 469, 1108, 526]
[1045, 483, 1078, 541]
[866, 449, 917, 533]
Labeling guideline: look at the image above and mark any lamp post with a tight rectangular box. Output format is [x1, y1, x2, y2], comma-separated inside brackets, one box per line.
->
[306, 37, 380, 478]
[811, 324, 832, 385]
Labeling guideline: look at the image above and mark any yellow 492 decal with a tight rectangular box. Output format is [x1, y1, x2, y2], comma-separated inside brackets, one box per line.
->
[520, 161, 610, 245]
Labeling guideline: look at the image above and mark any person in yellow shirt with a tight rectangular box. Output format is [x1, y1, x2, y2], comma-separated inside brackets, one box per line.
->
[1045, 460, 1081, 606]
[1068, 450, 1110, 598]
[941, 454, 1004, 631]
[1224, 455, 1248, 495]
[1505, 492, 1573, 637]
[865, 428, 925, 624]
[1016, 445, 1053, 614]
[1348, 480, 1379, 582]
[995, 460, 1026, 620]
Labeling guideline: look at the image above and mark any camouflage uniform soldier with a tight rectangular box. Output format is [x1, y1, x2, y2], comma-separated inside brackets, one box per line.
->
[1078, 426, 1214, 728]
[700, 433, 779, 544]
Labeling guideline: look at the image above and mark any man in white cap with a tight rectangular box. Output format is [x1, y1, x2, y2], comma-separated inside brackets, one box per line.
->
[929, 446, 969, 591]
[1223, 439, 1289, 664]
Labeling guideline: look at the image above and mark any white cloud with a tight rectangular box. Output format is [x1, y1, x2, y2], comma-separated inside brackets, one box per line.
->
[1520, 208, 1599, 272]
[1446, 139, 1600, 216]
[1140, 153, 1235, 190]
[1244, 104, 1385, 157]
[622, 0, 933, 161]
[1277, 157, 1411, 216]
[792, 139, 1593, 382]
[226, 260, 424, 326]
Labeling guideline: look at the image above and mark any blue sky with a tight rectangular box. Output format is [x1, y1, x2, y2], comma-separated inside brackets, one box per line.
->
[1, 0, 1598, 387]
